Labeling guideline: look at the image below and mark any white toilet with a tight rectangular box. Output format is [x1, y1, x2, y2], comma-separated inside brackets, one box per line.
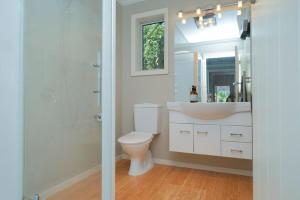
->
[118, 103, 162, 176]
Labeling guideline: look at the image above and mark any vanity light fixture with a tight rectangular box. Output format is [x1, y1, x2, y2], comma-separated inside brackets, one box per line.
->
[199, 16, 204, 22]
[178, 11, 183, 19]
[216, 4, 222, 12]
[237, 0, 243, 16]
[217, 12, 222, 19]
[237, 9, 242, 16]
[238, 1, 243, 8]
[216, 4, 222, 19]
[177, 0, 253, 26]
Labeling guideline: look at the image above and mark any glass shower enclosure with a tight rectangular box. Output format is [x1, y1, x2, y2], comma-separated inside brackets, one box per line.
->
[23, 0, 104, 199]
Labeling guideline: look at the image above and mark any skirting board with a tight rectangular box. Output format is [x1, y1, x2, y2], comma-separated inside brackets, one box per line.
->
[38, 155, 123, 200]
[39, 165, 100, 200]
[120, 154, 252, 176]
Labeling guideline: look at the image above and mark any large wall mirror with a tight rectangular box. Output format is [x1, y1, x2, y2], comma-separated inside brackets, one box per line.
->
[174, 6, 251, 102]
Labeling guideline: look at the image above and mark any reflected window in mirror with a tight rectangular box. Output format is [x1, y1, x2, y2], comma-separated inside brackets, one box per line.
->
[206, 57, 235, 102]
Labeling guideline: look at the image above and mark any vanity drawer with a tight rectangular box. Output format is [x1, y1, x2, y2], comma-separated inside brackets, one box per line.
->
[169, 123, 193, 153]
[194, 125, 220, 156]
[221, 142, 252, 159]
[221, 126, 252, 143]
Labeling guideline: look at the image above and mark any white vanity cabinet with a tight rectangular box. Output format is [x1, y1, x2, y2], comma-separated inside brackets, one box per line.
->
[194, 125, 220, 156]
[169, 110, 253, 160]
[169, 123, 193, 153]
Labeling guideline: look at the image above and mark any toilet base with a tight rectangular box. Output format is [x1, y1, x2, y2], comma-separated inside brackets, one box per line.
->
[128, 151, 153, 176]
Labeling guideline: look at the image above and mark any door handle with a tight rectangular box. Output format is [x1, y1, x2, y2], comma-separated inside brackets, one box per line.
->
[94, 112, 102, 122]
[92, 64, 101, 68]
[197, 131, 208, 135]
[179, 130, 191, 134]
[230, 149, 243, 153]
[230, 133, 243, 137]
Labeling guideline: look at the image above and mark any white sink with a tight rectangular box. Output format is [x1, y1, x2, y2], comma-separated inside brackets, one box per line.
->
[167, 102, 251, 120]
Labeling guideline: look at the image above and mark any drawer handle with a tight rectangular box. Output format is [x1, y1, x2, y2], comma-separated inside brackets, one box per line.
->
[180, 130, 191, 134]
[230, 149, 243, 153]
[197, 131, 208, 135]
[230, 133, 243, 137]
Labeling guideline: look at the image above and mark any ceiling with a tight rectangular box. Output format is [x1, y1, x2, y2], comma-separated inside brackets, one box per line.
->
[175, 10, 242, 44]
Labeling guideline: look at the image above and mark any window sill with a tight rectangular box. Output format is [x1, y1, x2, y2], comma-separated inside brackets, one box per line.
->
[131, 69, 168, 77]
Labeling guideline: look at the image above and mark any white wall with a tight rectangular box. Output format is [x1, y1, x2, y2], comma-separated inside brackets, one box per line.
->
[174, 52, 194, 102]
[23, 0, 101, 197]
[117, 0, 252, 171]
[252, 0, 300, 199]
[0, 0, 23, 199]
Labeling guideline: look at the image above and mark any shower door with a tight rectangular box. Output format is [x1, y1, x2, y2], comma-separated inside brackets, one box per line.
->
[22, 0, 111, 199]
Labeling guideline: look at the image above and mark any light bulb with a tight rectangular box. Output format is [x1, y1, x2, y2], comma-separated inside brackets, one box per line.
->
[216, 4, 221, 12]
[237, 9, 242, 16]
[181, 18, 186, 24]
[199, 16, 203, 22]
[238, 1, 243, 8]
[196, 8, 201, 15]
[218, 12, 222, 19]
[178, 11, 183, 19]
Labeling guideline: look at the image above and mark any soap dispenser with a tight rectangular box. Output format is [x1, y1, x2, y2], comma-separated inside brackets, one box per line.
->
[190, 85, 198, 103]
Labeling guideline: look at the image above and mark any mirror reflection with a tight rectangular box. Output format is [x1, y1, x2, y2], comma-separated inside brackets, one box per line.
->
[174, 8, 251, 102]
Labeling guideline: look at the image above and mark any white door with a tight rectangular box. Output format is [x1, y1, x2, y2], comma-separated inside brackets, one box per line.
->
[102, 0, 116, 199]
[252, 0, 300, 199]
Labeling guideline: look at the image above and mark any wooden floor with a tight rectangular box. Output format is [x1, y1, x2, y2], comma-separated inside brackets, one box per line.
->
[48, 159, 252, 200]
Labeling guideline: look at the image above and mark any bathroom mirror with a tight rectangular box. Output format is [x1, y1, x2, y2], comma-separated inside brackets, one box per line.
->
[174, 8, 251, 102]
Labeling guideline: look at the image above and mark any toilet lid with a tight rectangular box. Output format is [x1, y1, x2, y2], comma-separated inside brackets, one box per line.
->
[118, 132, 153, 144]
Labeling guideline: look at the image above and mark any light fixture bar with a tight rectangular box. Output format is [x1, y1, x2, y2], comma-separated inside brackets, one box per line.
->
[176, 1, 252, 20]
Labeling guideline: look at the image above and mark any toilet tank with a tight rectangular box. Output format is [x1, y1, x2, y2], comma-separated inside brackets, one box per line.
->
[134, 103, 162, 135]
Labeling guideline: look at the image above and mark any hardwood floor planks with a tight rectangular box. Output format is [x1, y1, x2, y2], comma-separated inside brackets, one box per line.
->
[48, 159, 252, 200]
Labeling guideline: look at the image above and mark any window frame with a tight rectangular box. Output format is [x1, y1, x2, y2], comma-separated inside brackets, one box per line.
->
[131, 8, 168, 76]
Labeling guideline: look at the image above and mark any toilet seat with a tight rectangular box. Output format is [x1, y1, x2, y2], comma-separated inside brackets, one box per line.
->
[118, 132, 153, 145]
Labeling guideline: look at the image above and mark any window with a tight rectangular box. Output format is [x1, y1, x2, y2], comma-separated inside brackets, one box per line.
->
[142, 21, 165, 70]
[131, 8, 168, 76]
[215, 86, 231, 102]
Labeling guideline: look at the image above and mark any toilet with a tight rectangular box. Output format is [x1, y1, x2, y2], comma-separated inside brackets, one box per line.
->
[118, 103, 162, 176]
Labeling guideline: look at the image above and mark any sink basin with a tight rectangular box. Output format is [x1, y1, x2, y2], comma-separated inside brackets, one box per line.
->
[167, 102, 251, 120]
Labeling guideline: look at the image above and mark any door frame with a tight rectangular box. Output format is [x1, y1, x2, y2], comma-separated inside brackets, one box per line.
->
[102, 0, 116, 199]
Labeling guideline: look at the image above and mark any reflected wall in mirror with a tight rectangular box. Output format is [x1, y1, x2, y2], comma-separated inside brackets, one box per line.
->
[174, 7, 251, 103]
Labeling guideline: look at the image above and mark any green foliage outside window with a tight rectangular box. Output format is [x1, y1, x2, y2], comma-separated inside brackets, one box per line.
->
[142, 21, 164, 70]
[215, 86, 230, 102]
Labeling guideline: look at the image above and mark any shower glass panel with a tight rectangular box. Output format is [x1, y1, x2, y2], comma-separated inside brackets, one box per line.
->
[23, 0, 102, 199]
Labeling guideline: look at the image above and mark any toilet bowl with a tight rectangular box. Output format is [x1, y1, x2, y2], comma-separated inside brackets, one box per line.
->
[118, 103, 162, 176]
[118, 132, 154, 176]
